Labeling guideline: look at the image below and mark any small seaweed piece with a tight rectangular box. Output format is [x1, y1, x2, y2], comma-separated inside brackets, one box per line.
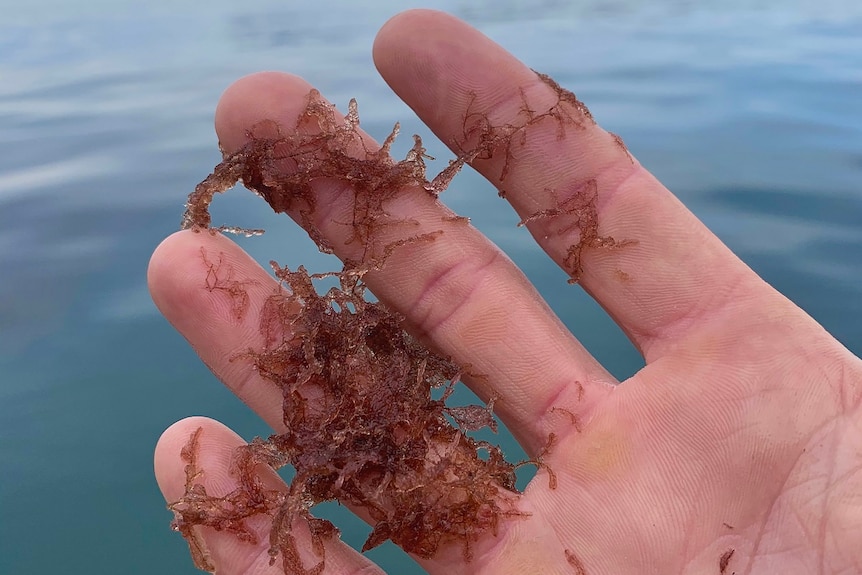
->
[200, 249, 256, 321]
[446, 398, 499, 433]
[719, 548, 735, 574]
[453, 71, 632, 282]
[170, 428, 215, 573]
[565, 548, 588, 575]
[518, 179, 635, 283]
[534, 71, 595, 131]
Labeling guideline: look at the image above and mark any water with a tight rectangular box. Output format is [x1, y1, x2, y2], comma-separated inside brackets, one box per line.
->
[1, 1, 860, 573]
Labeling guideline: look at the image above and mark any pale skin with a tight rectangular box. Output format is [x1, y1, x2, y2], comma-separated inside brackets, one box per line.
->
[149, 9, 862, 575]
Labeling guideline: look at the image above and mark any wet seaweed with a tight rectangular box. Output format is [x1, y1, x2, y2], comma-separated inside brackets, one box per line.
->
[170, 71, 617, 572]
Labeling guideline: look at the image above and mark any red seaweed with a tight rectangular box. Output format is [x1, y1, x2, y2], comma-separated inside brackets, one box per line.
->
[169, 72, 617, 572]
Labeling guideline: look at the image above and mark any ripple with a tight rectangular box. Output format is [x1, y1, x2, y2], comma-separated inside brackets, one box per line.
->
[0, 154, 119, 201]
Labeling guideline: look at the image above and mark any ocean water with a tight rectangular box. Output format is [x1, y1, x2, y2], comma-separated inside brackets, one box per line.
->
[1, 1, 860, 573]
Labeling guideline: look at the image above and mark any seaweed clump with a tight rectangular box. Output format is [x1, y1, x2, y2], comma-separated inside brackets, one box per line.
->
[171, 89, 523, 574]
[170, 73, 614, 573]
[170, 264, 519, 573]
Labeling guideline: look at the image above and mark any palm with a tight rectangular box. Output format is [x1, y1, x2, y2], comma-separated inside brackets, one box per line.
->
[150, 9, 862, 575]
[522, 345, 861, 574]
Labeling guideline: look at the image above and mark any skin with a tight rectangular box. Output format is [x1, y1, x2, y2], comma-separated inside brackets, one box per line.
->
[149, 9, 862, 575]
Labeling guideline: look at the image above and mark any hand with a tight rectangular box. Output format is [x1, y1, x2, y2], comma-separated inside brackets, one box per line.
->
[149, 9, 862, 575]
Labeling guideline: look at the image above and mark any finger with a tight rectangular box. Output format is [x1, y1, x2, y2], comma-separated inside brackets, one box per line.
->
[372, 9, 777, 362]
[205, 72, 615, 454]
[148, 231, 286, 428]
[154, 416, 384, 575]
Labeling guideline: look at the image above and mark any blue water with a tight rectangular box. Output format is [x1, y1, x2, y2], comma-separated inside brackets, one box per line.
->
[1, 1, 860, 573]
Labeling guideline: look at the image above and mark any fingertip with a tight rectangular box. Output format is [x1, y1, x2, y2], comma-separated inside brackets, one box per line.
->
[373, 8, 451, 65]
[214, 71, 315, 154]
[147, 228, 269, 333]
[372, 8, 527, 127]
[154, 416, 244, 502]
[154, 422, 386, 575]
[147, 229, 218, 324]
[154, 418, 296, 574]
[372, 9, 463, 96]
[147, 230, 193, 297]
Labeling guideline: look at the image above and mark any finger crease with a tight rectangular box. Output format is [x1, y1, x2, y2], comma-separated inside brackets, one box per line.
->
[411, 249, 503, 341]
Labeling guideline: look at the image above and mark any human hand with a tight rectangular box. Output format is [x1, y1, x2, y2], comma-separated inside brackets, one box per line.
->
[149, 9, 862, 575]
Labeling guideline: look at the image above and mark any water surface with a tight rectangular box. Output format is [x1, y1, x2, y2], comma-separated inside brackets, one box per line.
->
[1, 1, 860, 573]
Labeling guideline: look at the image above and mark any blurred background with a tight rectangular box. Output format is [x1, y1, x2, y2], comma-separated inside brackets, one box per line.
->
[1, 0, 860, 573]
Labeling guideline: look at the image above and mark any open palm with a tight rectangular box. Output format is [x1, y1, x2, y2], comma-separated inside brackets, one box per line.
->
[149, 10, 862, 575]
